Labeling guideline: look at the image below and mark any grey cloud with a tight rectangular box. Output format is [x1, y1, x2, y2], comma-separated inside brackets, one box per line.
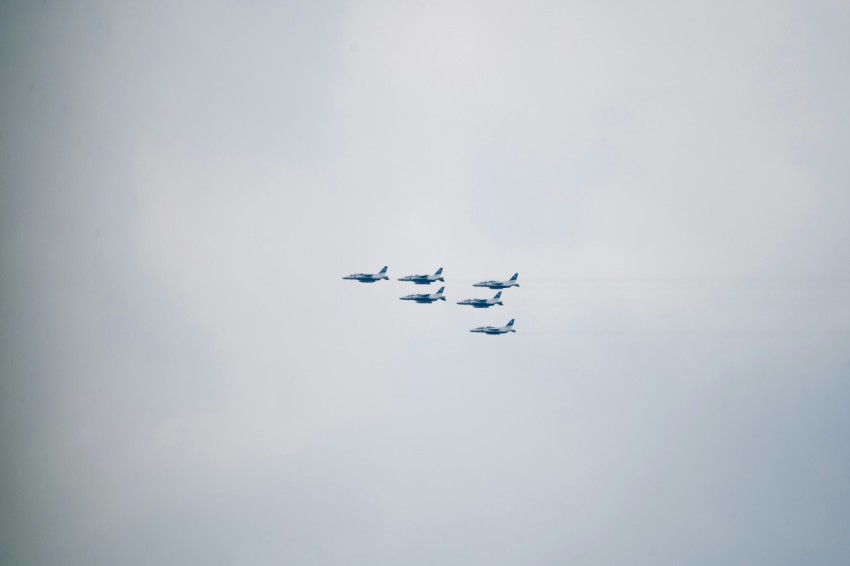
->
[2, 1, 849, 565]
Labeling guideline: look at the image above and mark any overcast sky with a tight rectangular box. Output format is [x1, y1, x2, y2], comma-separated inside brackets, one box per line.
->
[2, 1, 849, 564]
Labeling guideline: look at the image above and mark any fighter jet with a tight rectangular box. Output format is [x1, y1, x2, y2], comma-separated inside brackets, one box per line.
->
[470, 319, 516, 335]
[400, 286, 446, 304]
[473, 273, 519, 289]
[342, 266, 389, 283]
[398, 267, 445, 285]
[456, 291, 503, 309]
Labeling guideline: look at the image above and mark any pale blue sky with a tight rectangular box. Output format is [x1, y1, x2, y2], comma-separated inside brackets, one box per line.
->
[2, 1, 849, 564]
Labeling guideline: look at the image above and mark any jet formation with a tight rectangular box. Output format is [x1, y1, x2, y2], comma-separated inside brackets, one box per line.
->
[343, 267, 519, 334]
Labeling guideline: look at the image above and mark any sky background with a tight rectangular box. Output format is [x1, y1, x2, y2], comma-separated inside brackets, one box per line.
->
[2, 0, 849, 564]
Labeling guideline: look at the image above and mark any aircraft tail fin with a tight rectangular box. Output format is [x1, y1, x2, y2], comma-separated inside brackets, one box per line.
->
[379, 266, 388, 274]
[436, 286, 445, 295]
[510, 273, 518, 281]
[435, 267, 443, 275]
[494, 292, 502, 299]
[506, 319, 515, 327]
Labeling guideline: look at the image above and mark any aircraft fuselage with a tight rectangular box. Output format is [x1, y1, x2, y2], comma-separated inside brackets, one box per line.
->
[400, 295, 443, 303]
[472, 281, 519, 289]
[343, 275, 388, 283]
[457, 300, 499, 308]
[399, 277, 442, 284]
